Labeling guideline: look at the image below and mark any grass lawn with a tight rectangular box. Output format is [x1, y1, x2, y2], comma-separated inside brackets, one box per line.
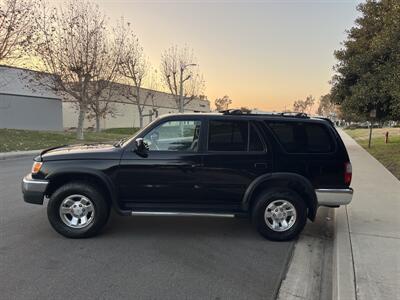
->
[0, 128, 139, 152]
[345, 127, 400, 180]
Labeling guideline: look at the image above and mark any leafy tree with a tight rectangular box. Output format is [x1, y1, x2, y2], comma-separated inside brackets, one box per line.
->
[317, 94, 336, 117]
[215, 95, 232, 111]
[293, 95, 315, 114]
[331, 0, 400, 121]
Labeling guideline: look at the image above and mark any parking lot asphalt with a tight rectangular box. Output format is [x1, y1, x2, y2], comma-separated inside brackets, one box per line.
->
[0, 157, 294, 300]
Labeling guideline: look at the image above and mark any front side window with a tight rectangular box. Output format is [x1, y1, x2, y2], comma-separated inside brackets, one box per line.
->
[143, 120, 201, 152]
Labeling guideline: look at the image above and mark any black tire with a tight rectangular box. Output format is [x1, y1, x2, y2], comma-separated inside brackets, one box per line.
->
[47, 182, 110, 238]
[251, 188, 307, 241]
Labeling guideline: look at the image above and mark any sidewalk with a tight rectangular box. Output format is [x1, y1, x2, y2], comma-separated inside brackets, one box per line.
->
[0, 150, 41, 160]
[336, 130, 400, 300]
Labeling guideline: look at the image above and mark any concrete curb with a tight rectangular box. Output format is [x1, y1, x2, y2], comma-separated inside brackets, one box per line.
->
[277, 207, 334, 300]
[0, 150, 41, 160]
[332, 206, 356, 300]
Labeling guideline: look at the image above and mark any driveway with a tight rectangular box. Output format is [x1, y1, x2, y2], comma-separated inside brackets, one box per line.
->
[0, 157, 294, 300]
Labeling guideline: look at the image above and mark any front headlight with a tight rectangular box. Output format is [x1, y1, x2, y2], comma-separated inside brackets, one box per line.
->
[31, 161, 43, 174]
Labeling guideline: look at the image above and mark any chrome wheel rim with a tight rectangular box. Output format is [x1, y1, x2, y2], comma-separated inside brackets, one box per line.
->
[59, 194, 95, 229]
[264, 200, 297, 232]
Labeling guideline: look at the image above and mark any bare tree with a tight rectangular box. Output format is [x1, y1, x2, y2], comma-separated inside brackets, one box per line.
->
[293, 95, 315, 114]
[160, 45, 204, 113]
[143, 68, 161, 122]
[32, 0, 118, 139]
[215, 95, 232, 111]
[0, 0, 36, 63]
[118, 22, 149, 128]
[87, 81, 117, 132]
[87, 25, 124, 132]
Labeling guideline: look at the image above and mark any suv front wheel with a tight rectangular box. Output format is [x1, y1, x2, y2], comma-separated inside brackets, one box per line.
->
[47, 182, 110, 238]
[252, 188, 307, 241]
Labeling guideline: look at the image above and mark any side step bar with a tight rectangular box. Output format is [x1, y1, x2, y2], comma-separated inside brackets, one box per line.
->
[130, 211, 235, 218]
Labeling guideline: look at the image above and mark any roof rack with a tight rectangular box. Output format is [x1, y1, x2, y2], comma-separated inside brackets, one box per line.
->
[220, 109, 309, 118]
[219, 109, 244, 115]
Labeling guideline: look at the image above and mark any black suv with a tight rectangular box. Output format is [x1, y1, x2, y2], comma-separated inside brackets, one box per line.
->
[22, 111, 353, 241]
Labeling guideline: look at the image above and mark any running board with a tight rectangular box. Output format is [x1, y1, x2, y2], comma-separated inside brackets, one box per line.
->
[130, 211, 235, 218]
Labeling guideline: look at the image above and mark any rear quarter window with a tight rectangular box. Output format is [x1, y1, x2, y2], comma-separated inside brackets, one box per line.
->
[267, 122, 334, 153]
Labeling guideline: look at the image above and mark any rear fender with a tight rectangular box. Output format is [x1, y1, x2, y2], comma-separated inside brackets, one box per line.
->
[242, 173, 318, 220]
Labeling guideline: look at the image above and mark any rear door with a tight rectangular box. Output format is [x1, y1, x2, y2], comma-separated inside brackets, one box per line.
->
[267, 120, 343, 188]
[199, 119, 273, 211]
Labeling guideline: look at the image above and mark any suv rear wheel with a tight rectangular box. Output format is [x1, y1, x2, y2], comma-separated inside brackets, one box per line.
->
[47, 182, 110, 238]
[251, 188, 307, 241]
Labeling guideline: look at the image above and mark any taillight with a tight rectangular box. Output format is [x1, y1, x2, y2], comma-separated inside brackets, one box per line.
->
[344, 162, 352, 185]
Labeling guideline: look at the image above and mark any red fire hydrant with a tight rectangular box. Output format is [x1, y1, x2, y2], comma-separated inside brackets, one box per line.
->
[385, 131, 389, 144]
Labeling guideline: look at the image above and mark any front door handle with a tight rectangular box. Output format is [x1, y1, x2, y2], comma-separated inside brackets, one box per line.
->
[254, 163, 268, 169]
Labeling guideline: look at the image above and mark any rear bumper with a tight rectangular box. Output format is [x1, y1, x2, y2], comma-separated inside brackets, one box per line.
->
[315, 188, 353, 206]
[22, 174, 48, 205]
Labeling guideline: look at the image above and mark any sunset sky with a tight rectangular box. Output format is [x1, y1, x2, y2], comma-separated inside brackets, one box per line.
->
[54, 0, 362, 111]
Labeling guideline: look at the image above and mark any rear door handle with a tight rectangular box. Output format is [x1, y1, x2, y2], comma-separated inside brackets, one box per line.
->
[190, 163, 203, 168]
[179, 163, 203, 168]
[254, 163, 268, 169]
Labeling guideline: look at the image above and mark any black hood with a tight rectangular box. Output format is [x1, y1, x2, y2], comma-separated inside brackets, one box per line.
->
[40, 143, 123, 161]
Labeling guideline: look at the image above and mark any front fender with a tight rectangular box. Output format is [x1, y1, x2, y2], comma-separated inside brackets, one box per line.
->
[45, 167, 123, 214]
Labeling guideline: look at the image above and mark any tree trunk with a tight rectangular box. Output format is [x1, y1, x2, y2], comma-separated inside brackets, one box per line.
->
[179, 71, 184, 113]
[139, 115, 143, 128]
[95, 115, 101, 133]
[77, 106, 86, 140]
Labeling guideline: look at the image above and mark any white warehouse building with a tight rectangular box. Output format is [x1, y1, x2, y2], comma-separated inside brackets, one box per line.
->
[0, 65, 211, 131]
[0, 65, 63, 131]
[63, 84, 211, 130]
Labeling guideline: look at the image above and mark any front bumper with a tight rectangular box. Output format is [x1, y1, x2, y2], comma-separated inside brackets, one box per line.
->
[315, 188, 353, 207]
[22, 174, 48, 205]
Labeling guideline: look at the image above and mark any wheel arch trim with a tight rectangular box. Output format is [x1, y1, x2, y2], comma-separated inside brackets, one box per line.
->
[44, 168, 123, 214]
[241, 172, 318, 220]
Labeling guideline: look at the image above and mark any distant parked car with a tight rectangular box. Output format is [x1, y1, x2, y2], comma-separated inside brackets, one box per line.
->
[22, 111, 353, 241]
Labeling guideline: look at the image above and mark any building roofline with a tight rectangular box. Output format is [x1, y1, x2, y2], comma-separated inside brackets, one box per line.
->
[0, 64, 55, 77]
[1, 65, 210, 105]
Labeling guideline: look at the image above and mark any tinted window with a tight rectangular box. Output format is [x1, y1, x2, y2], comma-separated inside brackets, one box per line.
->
[268, 122, 334, 153]
[249, 124, 264, 151]
[144, 120, 201, 152]
[208, 120, 248, 151]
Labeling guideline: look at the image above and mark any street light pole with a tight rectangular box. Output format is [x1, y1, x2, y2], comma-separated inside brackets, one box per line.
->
[179, 63, 197, 113]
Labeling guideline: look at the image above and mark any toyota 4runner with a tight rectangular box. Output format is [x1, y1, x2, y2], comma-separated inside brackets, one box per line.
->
[22, 111, 353, 241]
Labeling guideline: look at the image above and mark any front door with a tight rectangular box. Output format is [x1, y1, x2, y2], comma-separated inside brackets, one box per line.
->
[118, 118, 203, 210]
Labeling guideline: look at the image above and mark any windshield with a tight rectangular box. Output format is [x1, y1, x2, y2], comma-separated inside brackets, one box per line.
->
[116, 119, 160, 148]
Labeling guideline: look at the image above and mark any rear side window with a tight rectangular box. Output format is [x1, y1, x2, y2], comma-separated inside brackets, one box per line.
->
[268, 122, 334, 153]
[208, 120, 265, 152]
[208, 120, 248, 151]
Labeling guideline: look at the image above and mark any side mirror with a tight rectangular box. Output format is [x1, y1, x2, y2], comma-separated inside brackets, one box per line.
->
[134, 138, 149, 157]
